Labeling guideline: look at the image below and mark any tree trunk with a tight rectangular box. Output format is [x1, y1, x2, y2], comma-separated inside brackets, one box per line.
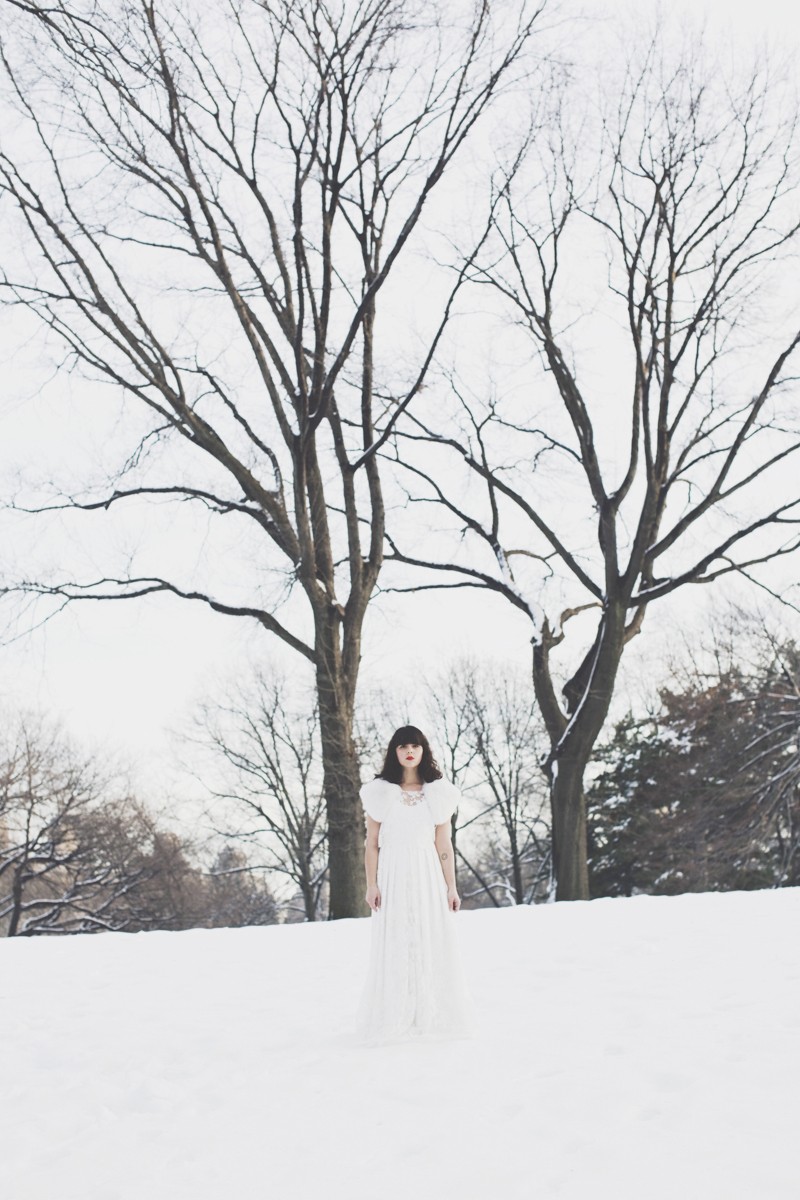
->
[319, 704, 365, 920]
[535, 604, 628, 902]
[297, 848, 319, 923]
[509, 824, 524, 904]
[315, 622, 367, 920]
[8, 867, 24, 937]
[550, 756, 590, 901]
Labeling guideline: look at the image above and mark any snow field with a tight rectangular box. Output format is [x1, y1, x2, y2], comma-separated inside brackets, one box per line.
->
[2, 887, 799, 1200]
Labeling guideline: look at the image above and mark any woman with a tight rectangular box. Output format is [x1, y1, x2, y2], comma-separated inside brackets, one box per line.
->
[355, 725, 475, 1045]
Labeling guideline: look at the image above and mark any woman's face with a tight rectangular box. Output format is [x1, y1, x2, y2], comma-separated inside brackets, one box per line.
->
[396, 742, 423, 771]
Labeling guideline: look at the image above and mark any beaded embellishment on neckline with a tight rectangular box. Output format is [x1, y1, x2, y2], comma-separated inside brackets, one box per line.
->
[399, 785, 425, 806]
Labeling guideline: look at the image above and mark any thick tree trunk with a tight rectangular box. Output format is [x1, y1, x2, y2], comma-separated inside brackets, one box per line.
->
[320, 732, 365, 920]
[535, 603, 628, 902]
[315, 623, 367, 920]
[550, 756, 590, 901]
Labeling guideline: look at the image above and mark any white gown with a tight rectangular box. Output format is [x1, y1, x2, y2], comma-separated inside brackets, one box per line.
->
[355, 776, 476, 1045]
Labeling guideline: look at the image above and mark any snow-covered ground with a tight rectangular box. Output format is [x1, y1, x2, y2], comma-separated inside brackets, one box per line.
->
[3, 887, 799, 1200]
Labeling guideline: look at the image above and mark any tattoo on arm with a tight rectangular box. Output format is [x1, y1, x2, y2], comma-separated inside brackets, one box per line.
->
[440, 851, 448, 860]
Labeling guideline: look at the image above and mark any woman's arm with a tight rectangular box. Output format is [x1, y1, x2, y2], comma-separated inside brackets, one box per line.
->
[364, 814, 381, 910]
[434, 821, 460, 911]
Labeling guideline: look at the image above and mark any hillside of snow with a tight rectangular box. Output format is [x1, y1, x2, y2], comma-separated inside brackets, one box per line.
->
[3, 887, 799, 1200]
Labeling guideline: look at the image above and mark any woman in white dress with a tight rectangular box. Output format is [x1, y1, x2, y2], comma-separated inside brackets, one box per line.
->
[355, 725, 475, 1045]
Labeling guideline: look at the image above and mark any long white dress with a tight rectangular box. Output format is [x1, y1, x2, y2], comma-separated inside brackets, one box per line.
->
[355, 776, 476, 1045]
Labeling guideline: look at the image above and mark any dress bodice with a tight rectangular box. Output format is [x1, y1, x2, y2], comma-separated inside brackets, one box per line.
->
[360, 777, 460, 851]
[378, 785, 438, 850]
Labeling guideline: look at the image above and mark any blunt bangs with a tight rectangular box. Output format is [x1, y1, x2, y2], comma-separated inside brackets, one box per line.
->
[390, 725, 425, 749]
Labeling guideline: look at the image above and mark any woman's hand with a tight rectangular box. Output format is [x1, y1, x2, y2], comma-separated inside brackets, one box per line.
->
[366, 884, 381, 912]
[446, 886, 461, 912]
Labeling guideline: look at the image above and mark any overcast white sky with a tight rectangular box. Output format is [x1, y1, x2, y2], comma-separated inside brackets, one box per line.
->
[1, 0, 798, 815]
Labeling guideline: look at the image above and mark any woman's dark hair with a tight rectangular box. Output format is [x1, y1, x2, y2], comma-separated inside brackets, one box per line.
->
[376, 725, 443, 784]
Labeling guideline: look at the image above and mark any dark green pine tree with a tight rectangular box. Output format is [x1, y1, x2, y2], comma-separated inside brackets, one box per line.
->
[587, 657, 800, 898]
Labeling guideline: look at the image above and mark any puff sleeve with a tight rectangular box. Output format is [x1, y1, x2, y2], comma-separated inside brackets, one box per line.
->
[426, 779, 461, 826]
[360, 779, 391, 823]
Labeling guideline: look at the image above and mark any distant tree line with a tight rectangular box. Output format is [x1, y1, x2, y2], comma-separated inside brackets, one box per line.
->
[0, 714, 277, 936]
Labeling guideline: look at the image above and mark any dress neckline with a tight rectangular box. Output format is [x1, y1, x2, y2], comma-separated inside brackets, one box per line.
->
[398, 782, 425, 807]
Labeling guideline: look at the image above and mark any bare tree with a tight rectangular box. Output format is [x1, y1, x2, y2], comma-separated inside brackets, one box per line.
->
[462, 663, 551, 903]
[386, 30, 800, 899]
[191, 671, 328, 921]
[0, 713, 153, 934]
[1, 712, 104, 934]
[199, 843, 279, 927]
[427, 659, 550, 904]
[69, 798, 201, 932]
[0, 0, 547, 917]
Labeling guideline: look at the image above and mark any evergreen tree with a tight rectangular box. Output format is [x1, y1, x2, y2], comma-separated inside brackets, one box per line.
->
[588, 649, 800, 896]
